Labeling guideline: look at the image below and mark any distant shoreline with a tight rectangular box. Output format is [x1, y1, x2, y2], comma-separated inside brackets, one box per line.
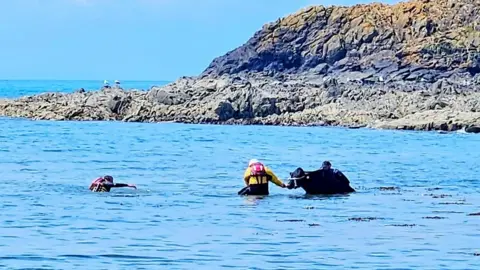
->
[0, 74, 479, 134]
[0, 114, 474, 136]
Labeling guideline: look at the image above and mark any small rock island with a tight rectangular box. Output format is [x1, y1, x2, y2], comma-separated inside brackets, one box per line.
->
[1, 0, 479, 132]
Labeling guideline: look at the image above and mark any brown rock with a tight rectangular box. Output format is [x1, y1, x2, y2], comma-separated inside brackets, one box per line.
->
[202, 0, 480, 84]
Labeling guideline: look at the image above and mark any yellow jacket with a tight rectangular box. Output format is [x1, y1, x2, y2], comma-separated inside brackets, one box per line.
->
[243, 166, 284, 187]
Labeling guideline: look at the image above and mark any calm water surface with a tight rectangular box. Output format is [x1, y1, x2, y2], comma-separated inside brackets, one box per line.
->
[0, 118, 479, 269]
[0, 80, 169, 98]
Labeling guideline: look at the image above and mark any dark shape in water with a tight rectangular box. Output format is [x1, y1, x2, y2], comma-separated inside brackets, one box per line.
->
[433, 211, 464, 214]
[348, 124, 366, 129]
[348, 217, 380, 222]
[389, 224, 417, 227]
[378, 186, 399, 191]
[423, 216, 446, 219]
[424, 193, 453, 199]
[276, 219, 305, 222]
[438, 201, 468, 205]
[254, 232, 275, 236]
[286, 167, 355, 195]
[465, 126, 480, 133]
[432, 194, 452, 198]
[237, 186, 270, 197]
[308, 223, 320, 227]
[468, 212, 480, 216]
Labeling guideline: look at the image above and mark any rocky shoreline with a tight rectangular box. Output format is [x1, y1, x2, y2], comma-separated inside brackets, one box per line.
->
[0, 74, 479, 133]
[1, 0, 480, 133]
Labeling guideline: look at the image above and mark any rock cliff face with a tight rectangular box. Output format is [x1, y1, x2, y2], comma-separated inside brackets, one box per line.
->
[202, 0, 480, 83]
[1, 0, 480, 133]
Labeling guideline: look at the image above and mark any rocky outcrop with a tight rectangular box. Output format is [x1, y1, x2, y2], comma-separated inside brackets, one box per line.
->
[202, 0, 480, 84]
[1, 0, 480, 133]
[1, 75, 479, 132]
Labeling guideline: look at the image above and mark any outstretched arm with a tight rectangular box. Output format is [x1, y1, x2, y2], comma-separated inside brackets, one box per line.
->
[265, 167, 286, 188]
[105, 183, 137, 189]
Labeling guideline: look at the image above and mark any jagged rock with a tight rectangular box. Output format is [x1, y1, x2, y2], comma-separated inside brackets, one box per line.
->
[147, 88, 189, 105]
[1, 73, 479, 131]
[215, 101, 235, 121]
[202, 0, 480, 83]
[108, 95, 132, 114]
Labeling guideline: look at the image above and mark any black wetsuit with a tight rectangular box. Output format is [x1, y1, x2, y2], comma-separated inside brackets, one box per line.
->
[92, 183, 130, 192]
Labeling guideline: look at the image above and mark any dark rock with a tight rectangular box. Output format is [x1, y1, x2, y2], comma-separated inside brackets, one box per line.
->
[108, 95, 132, 115]
[323, 77, 338, 88]
[215, 101, 235, 121]
[466, 126, 480, 133]
[311, 63, 329, 74]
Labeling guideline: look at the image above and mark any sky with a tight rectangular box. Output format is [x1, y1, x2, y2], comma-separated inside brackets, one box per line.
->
[0, 0, 398, 81]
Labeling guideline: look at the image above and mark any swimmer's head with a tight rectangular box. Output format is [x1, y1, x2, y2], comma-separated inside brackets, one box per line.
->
[103, 175, 114, 183]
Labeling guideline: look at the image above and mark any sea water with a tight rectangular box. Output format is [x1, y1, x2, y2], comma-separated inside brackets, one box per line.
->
[0, 81, 479, 269]
[0, 79, 169, 98]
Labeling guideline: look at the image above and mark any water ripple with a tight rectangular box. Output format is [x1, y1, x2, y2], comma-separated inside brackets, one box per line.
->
[0, 119, 479, 269]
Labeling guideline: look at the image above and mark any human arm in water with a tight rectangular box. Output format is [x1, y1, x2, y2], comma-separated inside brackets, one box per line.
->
[103, 182, 137, 189]
[265, 167, 287, 188]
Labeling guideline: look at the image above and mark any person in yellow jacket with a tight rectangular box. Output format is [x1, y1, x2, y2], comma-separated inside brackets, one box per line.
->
[239, 159, 286, 196]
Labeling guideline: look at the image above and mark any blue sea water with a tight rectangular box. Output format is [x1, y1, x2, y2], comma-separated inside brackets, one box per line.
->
[0, 81, 480, 269]
[0, 79, 170, 98]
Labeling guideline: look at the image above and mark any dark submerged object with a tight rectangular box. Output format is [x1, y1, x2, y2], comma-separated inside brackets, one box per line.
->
[286, 167, 355, 195]
[465, 126, 480, 133]
[237, 185, 268, 196]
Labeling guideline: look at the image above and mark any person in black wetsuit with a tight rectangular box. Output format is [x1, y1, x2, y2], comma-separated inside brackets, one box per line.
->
[319, 160, 354, 191]
[89, 175, 137, 192]
[321, 160, 333, 170]
[319, 160, 349, 181]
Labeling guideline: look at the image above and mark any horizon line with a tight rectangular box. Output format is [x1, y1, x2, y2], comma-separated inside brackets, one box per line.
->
[0, 79, 173, 82]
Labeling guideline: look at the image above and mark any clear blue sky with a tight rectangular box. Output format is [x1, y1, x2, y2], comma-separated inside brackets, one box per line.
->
[0, 0, 397, 81]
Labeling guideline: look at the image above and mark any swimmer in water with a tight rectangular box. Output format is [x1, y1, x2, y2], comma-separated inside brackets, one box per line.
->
[89, 175, 137, 192]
